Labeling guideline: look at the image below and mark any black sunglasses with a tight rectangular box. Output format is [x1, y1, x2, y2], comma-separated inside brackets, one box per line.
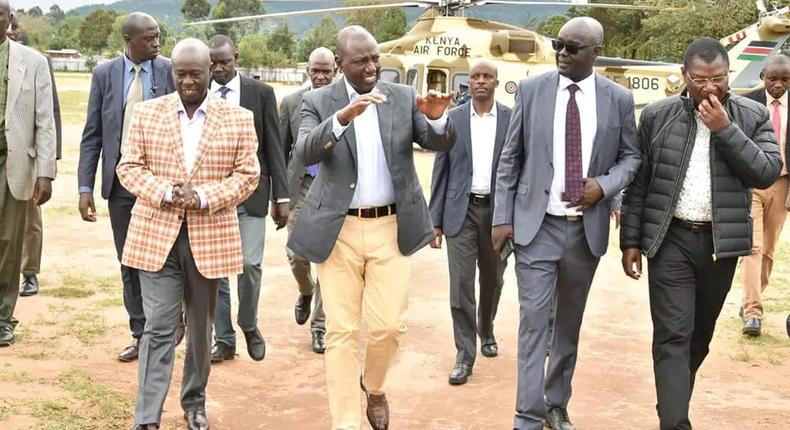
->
[551, 39, 597, 55]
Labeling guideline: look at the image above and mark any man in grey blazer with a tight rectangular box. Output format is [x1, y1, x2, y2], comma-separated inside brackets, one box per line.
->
[287, 26, 454, 430]
[0, 0, 56, 347]
[280, 47, 336, 354]
[492, 18, 640, 430]
[77, 12, 178, 362]
[429, 60, 511, 386]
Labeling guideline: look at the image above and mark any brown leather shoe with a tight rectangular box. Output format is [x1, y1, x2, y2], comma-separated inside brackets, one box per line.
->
[360, 377, 389, 430]
[118, 338, 140, 362]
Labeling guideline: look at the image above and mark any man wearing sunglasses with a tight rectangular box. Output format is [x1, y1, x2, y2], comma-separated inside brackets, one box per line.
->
[620, 37, 781, 430]
[492, 17, 640, 430]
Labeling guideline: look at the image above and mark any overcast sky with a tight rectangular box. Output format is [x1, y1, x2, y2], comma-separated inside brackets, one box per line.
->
[11, 1, 104, 12]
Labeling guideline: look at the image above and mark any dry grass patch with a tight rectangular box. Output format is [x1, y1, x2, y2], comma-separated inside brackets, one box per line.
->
[58, 312, 109, 345]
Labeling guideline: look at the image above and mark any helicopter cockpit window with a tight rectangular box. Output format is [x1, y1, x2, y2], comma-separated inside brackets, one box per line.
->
[406, 68, 419, 89]
[508, 38, 535, 55]
[380, 69, 401, 84]
[427, 69, 448, 93]
[451, 73, 468, 93]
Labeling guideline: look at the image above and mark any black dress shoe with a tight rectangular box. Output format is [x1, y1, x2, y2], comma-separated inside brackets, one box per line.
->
[19, 274, 39, 296]
[743, 318, 762, 337]
[546, 407, 575, 430]
[786, 313, 790, 339]
[118, 338, 140, 362]
[210, 342, 235, 363]
[243, 328, 265, 361]
[481, 342, 499, 358]
[130, 424, 159, 430]
[448, 363, 473, 385]
[311, 331, 326, 354]
[294, 294, 313, 325]
[184, 409, 210, 430]
[0, 326, 15, 347]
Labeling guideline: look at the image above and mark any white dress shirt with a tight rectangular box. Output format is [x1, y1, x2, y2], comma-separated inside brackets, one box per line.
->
[547, 73, 597, 216]
[674, 114, 712, 222]
[210, 73, 241, 106]
[332, 79, 448, 208]
[470, 103, 498, 194]
[163, 95, 209, 209]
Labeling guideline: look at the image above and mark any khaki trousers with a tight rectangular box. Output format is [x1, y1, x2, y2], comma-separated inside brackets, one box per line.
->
[21, 199, 42, 275]
[316, 215, 410, 430]
[741, 176, 789, 319]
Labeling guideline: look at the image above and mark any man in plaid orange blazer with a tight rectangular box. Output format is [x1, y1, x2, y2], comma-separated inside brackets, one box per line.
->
[116, 38, 259, 430]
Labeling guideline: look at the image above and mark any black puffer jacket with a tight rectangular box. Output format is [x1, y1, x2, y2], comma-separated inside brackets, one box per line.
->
[620, 94, 782, 260]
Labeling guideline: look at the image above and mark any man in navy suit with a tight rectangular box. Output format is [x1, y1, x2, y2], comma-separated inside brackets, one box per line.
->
[77, 12, 179, 362]
[429, 60, 511, 386]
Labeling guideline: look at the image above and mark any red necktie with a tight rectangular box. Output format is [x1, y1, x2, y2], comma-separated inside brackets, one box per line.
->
[771, 99, 782, 137]
[562, 84, 583, 203]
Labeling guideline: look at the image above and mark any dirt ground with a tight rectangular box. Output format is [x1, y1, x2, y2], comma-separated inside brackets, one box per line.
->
[1, 76, 789, 430]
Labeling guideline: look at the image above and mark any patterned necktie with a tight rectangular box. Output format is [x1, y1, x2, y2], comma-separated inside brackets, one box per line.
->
[772, 99, 782, 137]
[562, 83, 583, 203]
[122, 64, 143, 145]
[219, 86, 230, 99]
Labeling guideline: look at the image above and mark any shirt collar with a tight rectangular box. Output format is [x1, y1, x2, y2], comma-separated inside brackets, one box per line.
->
[470, 102, 497, 118]
[766, 90, 788, 107]
[123, 53, 151, 74]
[558, 72, 596, 94]
[344, 77, 377, 100]
[177, 93, 210, 118]
[211, 72, 241, 93]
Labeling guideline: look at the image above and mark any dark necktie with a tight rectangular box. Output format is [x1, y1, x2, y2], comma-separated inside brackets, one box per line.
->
[562, 83, 583, 203]
[219, 86, 230, 99]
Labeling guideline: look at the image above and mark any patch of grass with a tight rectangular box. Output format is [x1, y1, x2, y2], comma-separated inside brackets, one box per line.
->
[57, 369, 134, 428]
[57, 90, 89, 125]
[60, 272, 119, 294]
[0, 370, 32, 383]
[0, 399, 21, 421]
[20, 349, 52, 360]
[40, 287, 95, 299]
[97, 297, 123, 308]
[764, 350, 784, 365]
[32, 399, 84, 430]
[730, 348, 753, 363]
[58, 312, 109, 345]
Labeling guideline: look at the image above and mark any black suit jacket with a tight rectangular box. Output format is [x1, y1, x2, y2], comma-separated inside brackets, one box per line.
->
[239, 76, 288, 216]
[744, 88, 790, 170]
[429, 102, 511, 237]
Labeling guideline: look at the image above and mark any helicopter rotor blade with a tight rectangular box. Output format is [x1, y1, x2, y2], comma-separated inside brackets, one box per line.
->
[473, 1, 681, 11]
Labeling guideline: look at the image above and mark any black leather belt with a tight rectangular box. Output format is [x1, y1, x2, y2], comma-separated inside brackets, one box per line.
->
[348, 203, 397, 218]
[672, 217, 712, 233]
[470, 193, 491, 206]
[546, 213, 583, 222]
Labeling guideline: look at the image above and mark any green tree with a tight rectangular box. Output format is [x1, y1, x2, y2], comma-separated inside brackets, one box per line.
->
[538, 14, 567, 38]
[238, 33, 268, 68]
[267, 20, 296, 60]
[18, 15, 50, 51]
[106, 14, 128, 56]
[79, 10, 115, 54]
[49, 15, 83, 50]
[343, 0, 406, 43]
[27, 6, 43, 17]
[48, 5, 66, 23]
[181, 0, 211, 22]
[297, 15, 338, 62]
[211, 0, 263, 41]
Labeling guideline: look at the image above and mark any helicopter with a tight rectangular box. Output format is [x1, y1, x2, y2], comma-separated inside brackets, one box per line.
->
[187, 0, 786, 109]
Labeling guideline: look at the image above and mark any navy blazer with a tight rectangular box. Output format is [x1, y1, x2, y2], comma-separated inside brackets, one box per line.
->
[78, 55, 175, 199]
[429, 101, 511, 237]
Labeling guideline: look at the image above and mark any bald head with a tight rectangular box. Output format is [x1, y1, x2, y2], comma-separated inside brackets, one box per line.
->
[559, 17, 604, 46]
[172, 38, 212, 107]
[335, 25, 380, 94]
[555, 16, 603, 81]
[762, 54, 790, 100]
[469, 59, 499, 104]
[309, 47, 334, 64]
[123, 12, 160, 63]
[470, 59, 498, 78]
[308, 47, 336, 89]
[336, 25, 377, 58]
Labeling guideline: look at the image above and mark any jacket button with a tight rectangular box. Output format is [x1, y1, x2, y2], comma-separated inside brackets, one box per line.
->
[178, 215, 183, 220]
[349, 182, 356, 189]
[544, 190, 549, 195]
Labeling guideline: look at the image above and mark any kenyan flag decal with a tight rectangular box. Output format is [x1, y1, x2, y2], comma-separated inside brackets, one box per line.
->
[737, 40, 777, 61]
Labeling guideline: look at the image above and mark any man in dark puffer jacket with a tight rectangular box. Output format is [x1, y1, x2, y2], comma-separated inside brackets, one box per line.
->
[620, 37, 781, 430]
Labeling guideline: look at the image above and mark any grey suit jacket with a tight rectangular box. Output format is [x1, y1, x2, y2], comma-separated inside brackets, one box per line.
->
[287, 78, 455, 263]
[78, 55, 175, 199]
[279, 85, 311, 208]
[4, 40, 56, 201]
[493, 71, 640, 257]
[429, 101, 511, 237]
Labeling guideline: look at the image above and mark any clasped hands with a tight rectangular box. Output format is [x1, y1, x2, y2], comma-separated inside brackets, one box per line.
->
[168, 183, 201, 210]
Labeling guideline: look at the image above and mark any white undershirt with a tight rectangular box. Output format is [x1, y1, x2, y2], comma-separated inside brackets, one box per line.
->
[470, 104, 498, 194]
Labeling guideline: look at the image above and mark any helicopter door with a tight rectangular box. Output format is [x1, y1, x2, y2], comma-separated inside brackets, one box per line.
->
[427, 68, 449, 93]
[406, 67, 421, 91]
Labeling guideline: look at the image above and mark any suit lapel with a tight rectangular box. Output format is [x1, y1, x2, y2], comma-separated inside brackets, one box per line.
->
[188, 95, 221, 180]
[6, 42, 24, 116]
[164, 94, 188, 178]
[112, 57, 125, 131]
[541, 72, 559, 160]
[589, 76, 611, 171]
[492, 103, 508, 168]
[376, 83, 394, 165]
[332, 78, 356, 166]
[152, 58, 169, 97]
[459, 103, 472, 163]
[239, 76, 254, 110]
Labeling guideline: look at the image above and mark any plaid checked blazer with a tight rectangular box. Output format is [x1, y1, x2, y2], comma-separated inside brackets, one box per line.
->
[116, 93, 260, 279]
